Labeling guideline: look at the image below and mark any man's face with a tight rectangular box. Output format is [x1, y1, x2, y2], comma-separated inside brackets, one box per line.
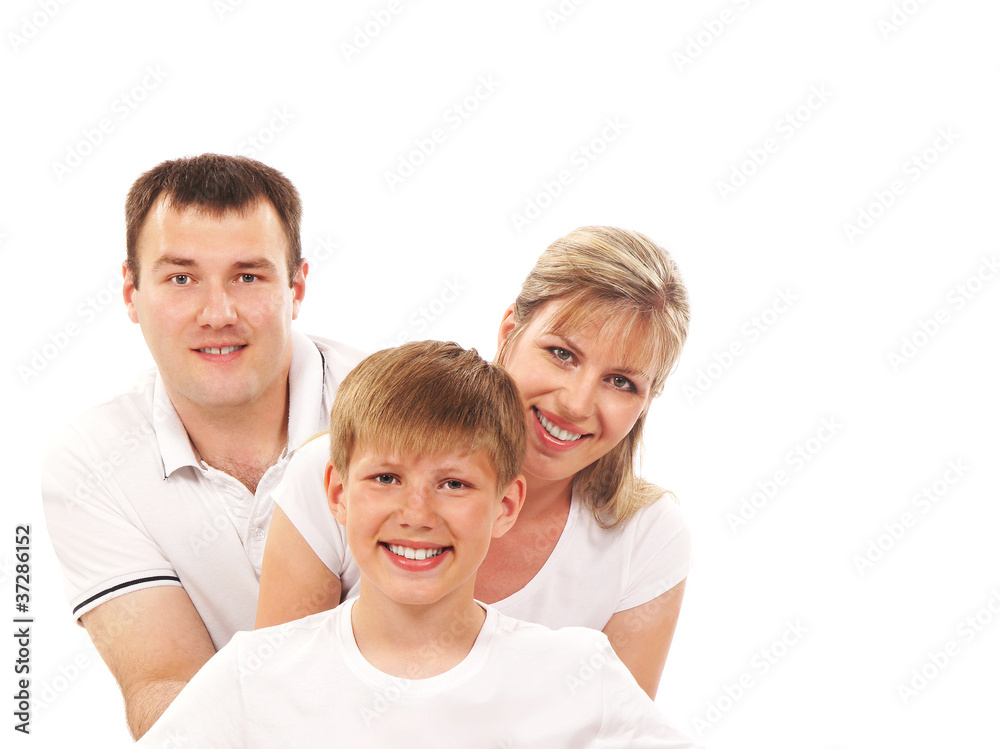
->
[123, 198, 306, 414]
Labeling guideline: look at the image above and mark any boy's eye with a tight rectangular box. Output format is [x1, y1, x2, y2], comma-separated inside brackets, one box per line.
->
[374, 474, 397, 485]
[443, 479, 466, 490]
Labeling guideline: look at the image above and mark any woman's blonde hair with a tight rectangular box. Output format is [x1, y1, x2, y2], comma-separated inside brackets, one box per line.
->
[497, 226, 690, 528]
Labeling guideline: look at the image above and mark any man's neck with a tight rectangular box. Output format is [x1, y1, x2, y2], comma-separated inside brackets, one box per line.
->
[169, 378, 291, 493]
[351, 582, 486, 680]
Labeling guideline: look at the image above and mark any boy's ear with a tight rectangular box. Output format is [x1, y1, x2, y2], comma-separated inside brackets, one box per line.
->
[496, 303, 518, 353]
[325, 462, 348, 527]
[491, 474, 526, 539]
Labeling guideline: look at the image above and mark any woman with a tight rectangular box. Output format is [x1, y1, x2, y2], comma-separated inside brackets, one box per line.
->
[256, 226, 692, 697]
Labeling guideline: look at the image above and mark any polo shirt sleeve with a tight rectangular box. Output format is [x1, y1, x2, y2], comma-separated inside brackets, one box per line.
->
[271, 434, 350, 577]
[616, 493, 693, 613]
[41, 412, 182, 624]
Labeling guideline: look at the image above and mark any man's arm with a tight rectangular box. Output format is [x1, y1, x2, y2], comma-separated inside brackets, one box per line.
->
[82, 586, 217, 739]
[602, 578, 686, 698]
[256, 506, 342, 628]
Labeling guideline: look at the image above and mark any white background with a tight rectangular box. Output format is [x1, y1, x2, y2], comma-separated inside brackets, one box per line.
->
[3, 1, 998, 746]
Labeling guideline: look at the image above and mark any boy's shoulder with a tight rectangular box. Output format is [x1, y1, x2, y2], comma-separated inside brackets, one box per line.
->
[489, 606, 617, 663]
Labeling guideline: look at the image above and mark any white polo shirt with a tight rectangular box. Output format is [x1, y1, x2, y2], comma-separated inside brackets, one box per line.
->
[41, 332, 364, 649]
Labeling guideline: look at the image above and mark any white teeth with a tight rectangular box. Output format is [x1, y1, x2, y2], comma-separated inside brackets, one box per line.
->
[387, 544, 446, 561]
[200, 346, 242, 355]
[535, 410, 582, 442]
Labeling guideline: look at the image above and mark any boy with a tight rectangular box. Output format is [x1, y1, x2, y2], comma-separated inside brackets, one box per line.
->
[138, 341, 699, 748]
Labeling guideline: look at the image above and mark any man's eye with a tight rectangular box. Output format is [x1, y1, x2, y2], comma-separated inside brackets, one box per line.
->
[171, 275, 190, 285]
[239, 274, 257, 283]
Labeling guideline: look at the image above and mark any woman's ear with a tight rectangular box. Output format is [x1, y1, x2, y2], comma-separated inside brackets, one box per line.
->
[497, 303, 518, 353]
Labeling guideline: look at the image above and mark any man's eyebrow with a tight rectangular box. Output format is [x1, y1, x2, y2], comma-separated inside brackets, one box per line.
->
[233, 258, 279, 272]
[150, 255, 196, 271]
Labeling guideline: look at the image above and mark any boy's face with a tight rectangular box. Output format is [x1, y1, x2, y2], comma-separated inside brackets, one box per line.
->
[326, 445, 524, 608]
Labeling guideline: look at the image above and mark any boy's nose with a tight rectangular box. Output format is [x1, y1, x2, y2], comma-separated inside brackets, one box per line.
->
[397, 485, 436, 527]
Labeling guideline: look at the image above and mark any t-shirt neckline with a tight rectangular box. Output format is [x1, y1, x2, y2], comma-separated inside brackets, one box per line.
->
[337, 598, 498, 695]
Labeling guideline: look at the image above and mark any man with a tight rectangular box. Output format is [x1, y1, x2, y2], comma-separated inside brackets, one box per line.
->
[42, 154, 362, 738]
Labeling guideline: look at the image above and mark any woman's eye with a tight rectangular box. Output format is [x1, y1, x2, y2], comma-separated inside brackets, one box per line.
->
[610, 375, 636, 392]
[550, 347, 573, 362]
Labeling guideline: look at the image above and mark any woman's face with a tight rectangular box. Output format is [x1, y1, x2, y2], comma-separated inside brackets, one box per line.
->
[498, 298, 655, 490]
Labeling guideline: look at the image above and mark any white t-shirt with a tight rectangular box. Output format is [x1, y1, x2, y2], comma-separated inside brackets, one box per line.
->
[274, 434, 692, 630]
[137, 598, 701, 748]
[41, 332, 364, 648]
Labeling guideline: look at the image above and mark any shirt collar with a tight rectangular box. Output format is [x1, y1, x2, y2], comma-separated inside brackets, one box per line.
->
[154, 331, 327, 478]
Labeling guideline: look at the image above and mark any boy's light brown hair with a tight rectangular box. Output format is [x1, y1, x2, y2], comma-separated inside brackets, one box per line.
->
[329, 340, 526, 493]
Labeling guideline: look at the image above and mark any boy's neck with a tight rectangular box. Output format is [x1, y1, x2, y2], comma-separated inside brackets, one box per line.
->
[350, 582, 487, 680]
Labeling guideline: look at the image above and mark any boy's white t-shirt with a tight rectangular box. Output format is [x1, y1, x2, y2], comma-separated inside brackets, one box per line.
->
[138, 599, 700, 748]
[274, 435, 692, 629]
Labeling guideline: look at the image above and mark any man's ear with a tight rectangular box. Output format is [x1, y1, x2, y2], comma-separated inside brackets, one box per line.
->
[123, 262, 140, 324]
[291, 260, 308, 320]
[496, 303, 518, 354]
[325, 461, 347, 527]
[491, 474, 526, 539]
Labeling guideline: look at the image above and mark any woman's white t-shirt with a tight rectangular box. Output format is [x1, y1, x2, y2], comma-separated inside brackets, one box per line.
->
[273, 435, 692, 630]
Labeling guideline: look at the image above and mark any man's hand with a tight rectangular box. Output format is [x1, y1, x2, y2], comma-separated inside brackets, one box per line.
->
[82, 586, 217, 739]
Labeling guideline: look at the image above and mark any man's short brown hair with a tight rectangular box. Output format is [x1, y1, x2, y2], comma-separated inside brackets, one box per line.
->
[329, 340, 526, 494]
[125, 153, 302, 287]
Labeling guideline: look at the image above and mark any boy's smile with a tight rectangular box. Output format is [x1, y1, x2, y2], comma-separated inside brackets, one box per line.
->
[327, 448, 523, 608]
